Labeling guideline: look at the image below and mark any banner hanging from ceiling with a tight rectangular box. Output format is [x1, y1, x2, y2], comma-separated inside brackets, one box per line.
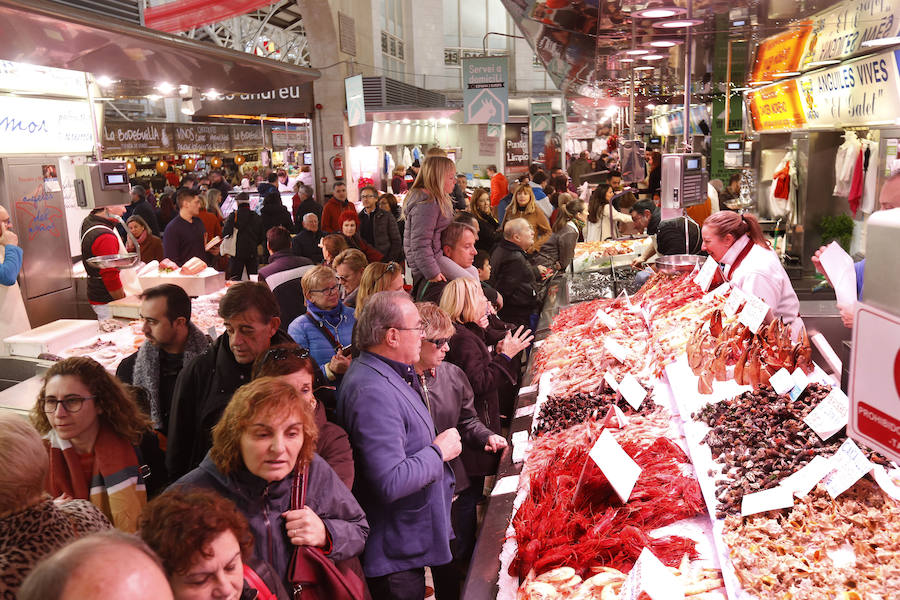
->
[463, 56, 508, 124]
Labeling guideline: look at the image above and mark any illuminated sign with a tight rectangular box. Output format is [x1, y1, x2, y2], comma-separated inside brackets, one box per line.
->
[751, 27, 812, 81]
[747, 80, 807, 131]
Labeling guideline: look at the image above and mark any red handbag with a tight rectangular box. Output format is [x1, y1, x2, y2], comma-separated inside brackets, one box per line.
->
[287, 465, 366, 600]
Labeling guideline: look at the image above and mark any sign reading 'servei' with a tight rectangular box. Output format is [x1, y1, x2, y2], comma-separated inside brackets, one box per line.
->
[463, 56, 508, 124]
[797, 49, 900, 127]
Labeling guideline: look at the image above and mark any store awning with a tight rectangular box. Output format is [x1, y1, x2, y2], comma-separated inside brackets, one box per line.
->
[0, 0, 320, 93]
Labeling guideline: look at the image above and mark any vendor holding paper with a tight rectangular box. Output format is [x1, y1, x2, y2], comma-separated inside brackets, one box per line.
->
[701, 211, 802, 337]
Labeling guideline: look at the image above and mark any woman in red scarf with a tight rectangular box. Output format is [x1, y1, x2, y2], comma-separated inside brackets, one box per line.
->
[30, 357, 166, 532]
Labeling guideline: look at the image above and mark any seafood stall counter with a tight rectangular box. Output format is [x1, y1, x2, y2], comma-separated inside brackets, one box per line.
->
[463, 269, 900, 600]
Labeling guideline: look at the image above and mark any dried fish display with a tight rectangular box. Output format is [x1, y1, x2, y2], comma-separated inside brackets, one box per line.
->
[566, 269, 640, 304]
[723, 478, 900, 599]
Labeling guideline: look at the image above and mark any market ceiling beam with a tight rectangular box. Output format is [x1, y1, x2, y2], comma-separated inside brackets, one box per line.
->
[0, 0, 319, 94]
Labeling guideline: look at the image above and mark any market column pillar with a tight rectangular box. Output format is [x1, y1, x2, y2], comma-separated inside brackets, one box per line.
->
[295, 0, 353, 203]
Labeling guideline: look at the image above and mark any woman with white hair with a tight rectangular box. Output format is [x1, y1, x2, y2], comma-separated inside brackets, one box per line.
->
[0, 414, 111, 598]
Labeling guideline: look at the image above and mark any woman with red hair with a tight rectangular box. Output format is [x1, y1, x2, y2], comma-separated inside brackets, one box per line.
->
[338, 209, 383, 263]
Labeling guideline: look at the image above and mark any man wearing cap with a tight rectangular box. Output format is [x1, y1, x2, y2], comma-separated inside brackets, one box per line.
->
[125, 185, 161, 236]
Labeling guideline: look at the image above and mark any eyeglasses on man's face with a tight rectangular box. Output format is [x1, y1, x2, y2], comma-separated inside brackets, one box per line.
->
[361, 193, 378, 200]
[43, 395, 94, 414]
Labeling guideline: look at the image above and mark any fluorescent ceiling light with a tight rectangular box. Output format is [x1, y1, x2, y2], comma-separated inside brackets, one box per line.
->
[772, 71, 800, 78]
[804, 59, 840, 68]
[654, 19, 704, 28]
[156, 82, 174, 94]
[649, 40, 679, 47]
[862, 36, 900, 48]
[625, 48, 650, 55]
[634, 66, 655, 71]
[147, 94, 161, 101]
[95, 75, 116, 87]
[401, 118, 410, 124]
[620, 58, 636, 63]
[646, 103, 656, 109]
[642, 54, 667, 60]
[632, 7, 686, 19]
[749, 80, 772, 86]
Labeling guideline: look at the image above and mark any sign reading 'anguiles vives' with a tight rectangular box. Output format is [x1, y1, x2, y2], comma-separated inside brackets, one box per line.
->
[797, 49, 900, 127]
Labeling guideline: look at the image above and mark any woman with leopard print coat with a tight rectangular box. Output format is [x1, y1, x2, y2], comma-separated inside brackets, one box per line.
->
[0, 415, 111, 599]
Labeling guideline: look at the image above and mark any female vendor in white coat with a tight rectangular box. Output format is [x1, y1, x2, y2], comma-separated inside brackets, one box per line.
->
[701, 211, 804, 338]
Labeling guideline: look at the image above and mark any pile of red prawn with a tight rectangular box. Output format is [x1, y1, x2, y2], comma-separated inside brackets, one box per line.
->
[533, 273, 716, 397]
[510, 414, 706, 579]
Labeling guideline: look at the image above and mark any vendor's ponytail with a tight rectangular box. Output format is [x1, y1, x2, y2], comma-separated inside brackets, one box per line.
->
[704, 211, 769, 248]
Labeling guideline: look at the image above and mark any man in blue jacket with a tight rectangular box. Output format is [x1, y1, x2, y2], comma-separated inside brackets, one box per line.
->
[337, 291, 461, 600]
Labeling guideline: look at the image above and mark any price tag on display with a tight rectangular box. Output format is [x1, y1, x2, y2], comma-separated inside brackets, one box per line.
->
[490, 475, 519, 496]
[779, 455, 833, 497]
[618, 374, 647, 410]
[738, 294, 770, 334]
[740, 485, 795, 516]
[514, 403, 536, 418]
[693, 256, 719, 292]
[511, 430, 530, 463]
[722, 287, 745, 318]
[823, 438, 873, 498]
[804, 388, 850, 440]
[604, 404, 630, 427]
[604, 372, 620, 392]
[594, 308, 618, 330]
[604, 338, 629, 363]
[791, 368, 810, 393]
[517, 384, 538, 396]
[769, 368, 795, 395]
[617, 548, 685, 600]
[588, 430, 641, 503]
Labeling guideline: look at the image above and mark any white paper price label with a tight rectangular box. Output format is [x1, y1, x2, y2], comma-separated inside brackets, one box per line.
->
[605, 404, 629, 427]
[589, 429, 641, 503]
[769, 368, 795, 395]
[823, 439, 872, 498]
[517, 384, 538, 396]
[617, 548, 684, 600]
[779, 455, 833, 497]
[514, 403, 536, 418]
[491, 475, 520, 496]
[604, 338, 629, 363]
[738, 293, 770, 334]
[604, 372, 620, 392]
[712, 282, 730, 296]
[791, 368, 810, 393]
[693, 256, 719, 292]
[740, 485, 795, 516]
[804, 388, 850, 441]
[511, 430, 530, 463]
[618, 374, 647, 410]
[722, 287, 745, 318]
[594, 308, 618, 330]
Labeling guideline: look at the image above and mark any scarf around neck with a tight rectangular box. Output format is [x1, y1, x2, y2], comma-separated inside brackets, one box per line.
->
[306, 300, 344, 327]
[132, 322, 211, 428]
[46, 423, 147, 532]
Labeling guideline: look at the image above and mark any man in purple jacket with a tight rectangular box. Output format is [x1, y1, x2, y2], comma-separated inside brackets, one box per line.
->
[337, 291, 460, 600]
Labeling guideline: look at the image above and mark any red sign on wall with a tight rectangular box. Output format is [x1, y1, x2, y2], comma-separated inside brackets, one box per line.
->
[333, 134, 344, 149]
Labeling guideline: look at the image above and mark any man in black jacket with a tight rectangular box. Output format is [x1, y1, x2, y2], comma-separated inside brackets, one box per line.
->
[259, 226, 313, 328]
[489, 218, 541, 331]
[357, 185, 401, 262]
[125, 185, 161, 236]
[450, 174, 468, 211]
[292, 213, 324, 263]
[292, 184, 322, 228]
[166, 282, 292, 480]
[116, 284, 211, 434]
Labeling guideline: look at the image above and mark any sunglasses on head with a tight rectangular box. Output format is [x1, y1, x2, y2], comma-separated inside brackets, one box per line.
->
[261, 347, 310, 363]
[374, 262, 399, 287]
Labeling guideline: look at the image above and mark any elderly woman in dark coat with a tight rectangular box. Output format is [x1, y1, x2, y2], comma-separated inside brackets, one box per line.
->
[439, 278, 531, 480]
[174, 377, 368, 590]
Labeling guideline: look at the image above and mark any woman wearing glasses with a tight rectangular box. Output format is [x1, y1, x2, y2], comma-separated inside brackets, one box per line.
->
[30, 357, 167, 532]
[287, 265, 355, 383]
[174, 377, 368, 591]
[331, 248, 368, 309]
[353, 261, 405, 319]
[439, 278, 531, 482]
[413, 303, 506, 598]
[252, 344, 354, 490]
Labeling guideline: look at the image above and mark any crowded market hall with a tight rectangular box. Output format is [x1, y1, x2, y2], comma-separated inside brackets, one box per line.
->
[2, 0, 900, 599]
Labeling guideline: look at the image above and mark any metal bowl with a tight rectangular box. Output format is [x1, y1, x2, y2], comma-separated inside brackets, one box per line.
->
[85, 253, 139, 269]
[652, 254, 704, 273]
